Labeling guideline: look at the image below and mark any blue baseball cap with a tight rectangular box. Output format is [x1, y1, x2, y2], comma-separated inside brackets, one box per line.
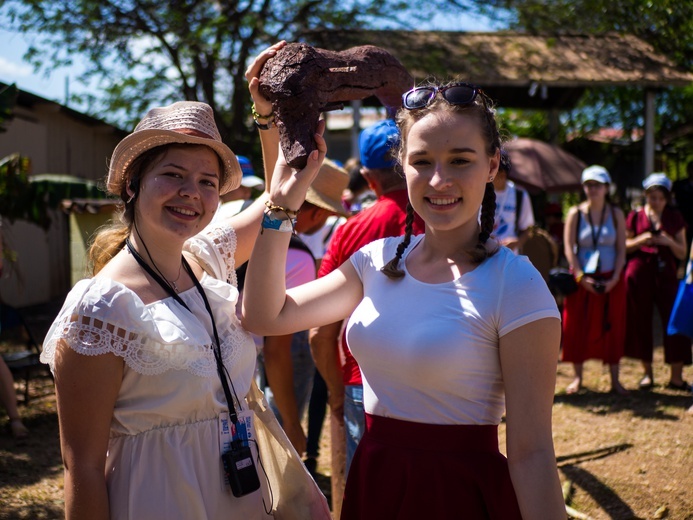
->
[236, 155, 265, 189]
[359, 119, 399, 169]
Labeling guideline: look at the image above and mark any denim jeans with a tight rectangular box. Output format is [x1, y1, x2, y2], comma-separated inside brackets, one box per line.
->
[306, 369, 328, 459]
[262, 330, 315, 426]
[344, 384, 365, 475]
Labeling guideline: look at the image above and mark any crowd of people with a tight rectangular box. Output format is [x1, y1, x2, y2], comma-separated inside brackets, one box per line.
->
[0, 39, 687, 520]
[558, 168, 692, 396]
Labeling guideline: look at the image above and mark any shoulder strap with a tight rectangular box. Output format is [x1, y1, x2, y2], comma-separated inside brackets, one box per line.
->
[575, 206, 581, 257]
[515, 187, 523, 235]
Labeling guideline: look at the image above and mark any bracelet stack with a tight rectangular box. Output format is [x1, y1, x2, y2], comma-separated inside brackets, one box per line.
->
[252, 103, 275, 131]
[260, 201, 299, 235]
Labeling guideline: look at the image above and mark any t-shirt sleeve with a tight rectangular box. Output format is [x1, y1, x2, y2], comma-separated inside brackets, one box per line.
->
[318, 223, 347, 277]
[626, 210, 637, 234]
[496, 254, 560, 337]
[349, 237, 392, 283]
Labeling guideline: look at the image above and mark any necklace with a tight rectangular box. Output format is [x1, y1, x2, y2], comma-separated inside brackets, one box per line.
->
[128, 223, 185, 293]
[169, 261, 184, 291]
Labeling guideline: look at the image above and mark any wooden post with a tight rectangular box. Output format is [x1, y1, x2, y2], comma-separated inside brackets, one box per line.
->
[330, 408, 346, 519]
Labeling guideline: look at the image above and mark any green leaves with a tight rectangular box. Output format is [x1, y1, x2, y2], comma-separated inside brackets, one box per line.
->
[0, 84, 18, 134]
[0, 155, 110, 229]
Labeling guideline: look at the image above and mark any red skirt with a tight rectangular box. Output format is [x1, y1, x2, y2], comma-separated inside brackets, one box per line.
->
[340, 414, 521, 520]
[561, 271, 626, 364]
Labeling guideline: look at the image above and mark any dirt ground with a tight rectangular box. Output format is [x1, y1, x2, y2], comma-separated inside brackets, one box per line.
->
[1, 347, 692, 519]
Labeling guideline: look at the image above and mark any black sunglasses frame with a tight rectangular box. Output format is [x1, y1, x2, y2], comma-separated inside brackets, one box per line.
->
[401, 82, 482, 110]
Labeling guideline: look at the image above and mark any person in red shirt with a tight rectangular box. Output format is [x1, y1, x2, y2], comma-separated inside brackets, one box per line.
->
[310, 119, 425, 477]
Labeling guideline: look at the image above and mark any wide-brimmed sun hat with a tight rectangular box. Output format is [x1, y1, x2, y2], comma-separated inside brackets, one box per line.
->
[107, 101, 242, 196]
[305, 158, 350, 217]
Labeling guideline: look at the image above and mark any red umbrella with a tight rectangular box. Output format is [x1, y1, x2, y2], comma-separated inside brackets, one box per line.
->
[503, 138, 586, 194]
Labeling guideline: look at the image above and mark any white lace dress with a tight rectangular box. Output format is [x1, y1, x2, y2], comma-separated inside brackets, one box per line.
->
[41, 226, 271, 519]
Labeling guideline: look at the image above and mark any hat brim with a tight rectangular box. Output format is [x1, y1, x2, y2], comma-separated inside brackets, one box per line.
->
[305, 186, 349, 217]
[107, 129, 242, 196]
[241, 175, 266, 189]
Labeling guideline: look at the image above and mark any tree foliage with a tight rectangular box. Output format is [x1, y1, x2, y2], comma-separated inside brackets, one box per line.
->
[484, 0, 693, 162]
[3, 0, 482, 158]
[0, 84, 18, 134]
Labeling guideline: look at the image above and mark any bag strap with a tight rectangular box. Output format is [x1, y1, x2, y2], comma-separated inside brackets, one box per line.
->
[515, 187, 523, 236]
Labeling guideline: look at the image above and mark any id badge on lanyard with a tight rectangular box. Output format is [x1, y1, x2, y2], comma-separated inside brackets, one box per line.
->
[584, 250, 600, 274]
[219, 410, 259, 493]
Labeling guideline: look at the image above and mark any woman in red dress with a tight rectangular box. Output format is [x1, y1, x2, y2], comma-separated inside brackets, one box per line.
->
[562, 165, 628, 394]
[625, 173, 690, 391]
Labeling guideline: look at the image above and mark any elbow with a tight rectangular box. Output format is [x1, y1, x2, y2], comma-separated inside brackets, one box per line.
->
[240, 313, 264, 336]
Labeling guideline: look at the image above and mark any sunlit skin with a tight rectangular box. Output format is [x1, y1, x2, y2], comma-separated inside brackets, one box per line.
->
[582, 180, 608, 202]
[645, 187, 667, 216]
[403, 111, 498, 246]
[131, 145, 222, 247]
[642, 187, 676, 249]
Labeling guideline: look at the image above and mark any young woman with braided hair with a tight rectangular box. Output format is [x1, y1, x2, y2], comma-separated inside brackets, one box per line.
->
[243, 80, 565, 519]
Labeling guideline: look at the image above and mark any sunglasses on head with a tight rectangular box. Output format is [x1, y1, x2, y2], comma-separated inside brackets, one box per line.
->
[402, 82, 482, 110]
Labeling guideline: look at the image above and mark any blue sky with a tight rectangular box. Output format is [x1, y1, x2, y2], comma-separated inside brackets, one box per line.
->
[0, 11, 498, 105]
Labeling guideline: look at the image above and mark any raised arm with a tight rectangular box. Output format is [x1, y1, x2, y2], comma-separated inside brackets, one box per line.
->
[500, 317, 566, 519]
[241, 127, 363, 337]
[218, 42, 285, 267]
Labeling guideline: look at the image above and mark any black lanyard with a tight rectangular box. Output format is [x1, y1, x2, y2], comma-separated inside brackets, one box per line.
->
[587, 204, 607, 250]
[126, 238, 240, 423]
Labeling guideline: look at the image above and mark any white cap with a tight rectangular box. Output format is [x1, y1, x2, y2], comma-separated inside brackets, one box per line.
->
[643, 172, 672, 192]
[581, 165, 611, 185]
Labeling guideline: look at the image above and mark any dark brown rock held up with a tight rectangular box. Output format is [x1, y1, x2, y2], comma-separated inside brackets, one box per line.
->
[259, 43, 413, 169]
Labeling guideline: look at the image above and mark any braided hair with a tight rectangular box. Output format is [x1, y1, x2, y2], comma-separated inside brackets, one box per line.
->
[381, 203, 416, 278]
[380, 81, 501, 279]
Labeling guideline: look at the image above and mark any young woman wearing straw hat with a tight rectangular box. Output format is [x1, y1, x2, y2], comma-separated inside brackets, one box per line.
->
[40, 43, 317, 519]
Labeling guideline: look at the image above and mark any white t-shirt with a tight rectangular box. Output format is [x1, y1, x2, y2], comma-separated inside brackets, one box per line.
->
[298, 215, 346, 261]
[347, 234, 559, 425]
[493, 181, 535, 243]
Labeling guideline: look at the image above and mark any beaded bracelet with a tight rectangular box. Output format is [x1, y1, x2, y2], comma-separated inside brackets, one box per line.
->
[251, 103, 273, 120]
[265, 200, 300, 219]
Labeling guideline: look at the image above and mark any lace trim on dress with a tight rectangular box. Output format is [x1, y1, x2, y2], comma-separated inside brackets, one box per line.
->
[203, 225, 238, 287]
[44, 313, 244, 377]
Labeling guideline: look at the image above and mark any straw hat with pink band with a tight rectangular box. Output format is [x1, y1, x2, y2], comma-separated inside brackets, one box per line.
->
[107, 101, 243, 197]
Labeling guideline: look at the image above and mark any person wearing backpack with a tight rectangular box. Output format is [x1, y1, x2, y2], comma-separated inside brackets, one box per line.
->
[491, 150, 535, 253]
